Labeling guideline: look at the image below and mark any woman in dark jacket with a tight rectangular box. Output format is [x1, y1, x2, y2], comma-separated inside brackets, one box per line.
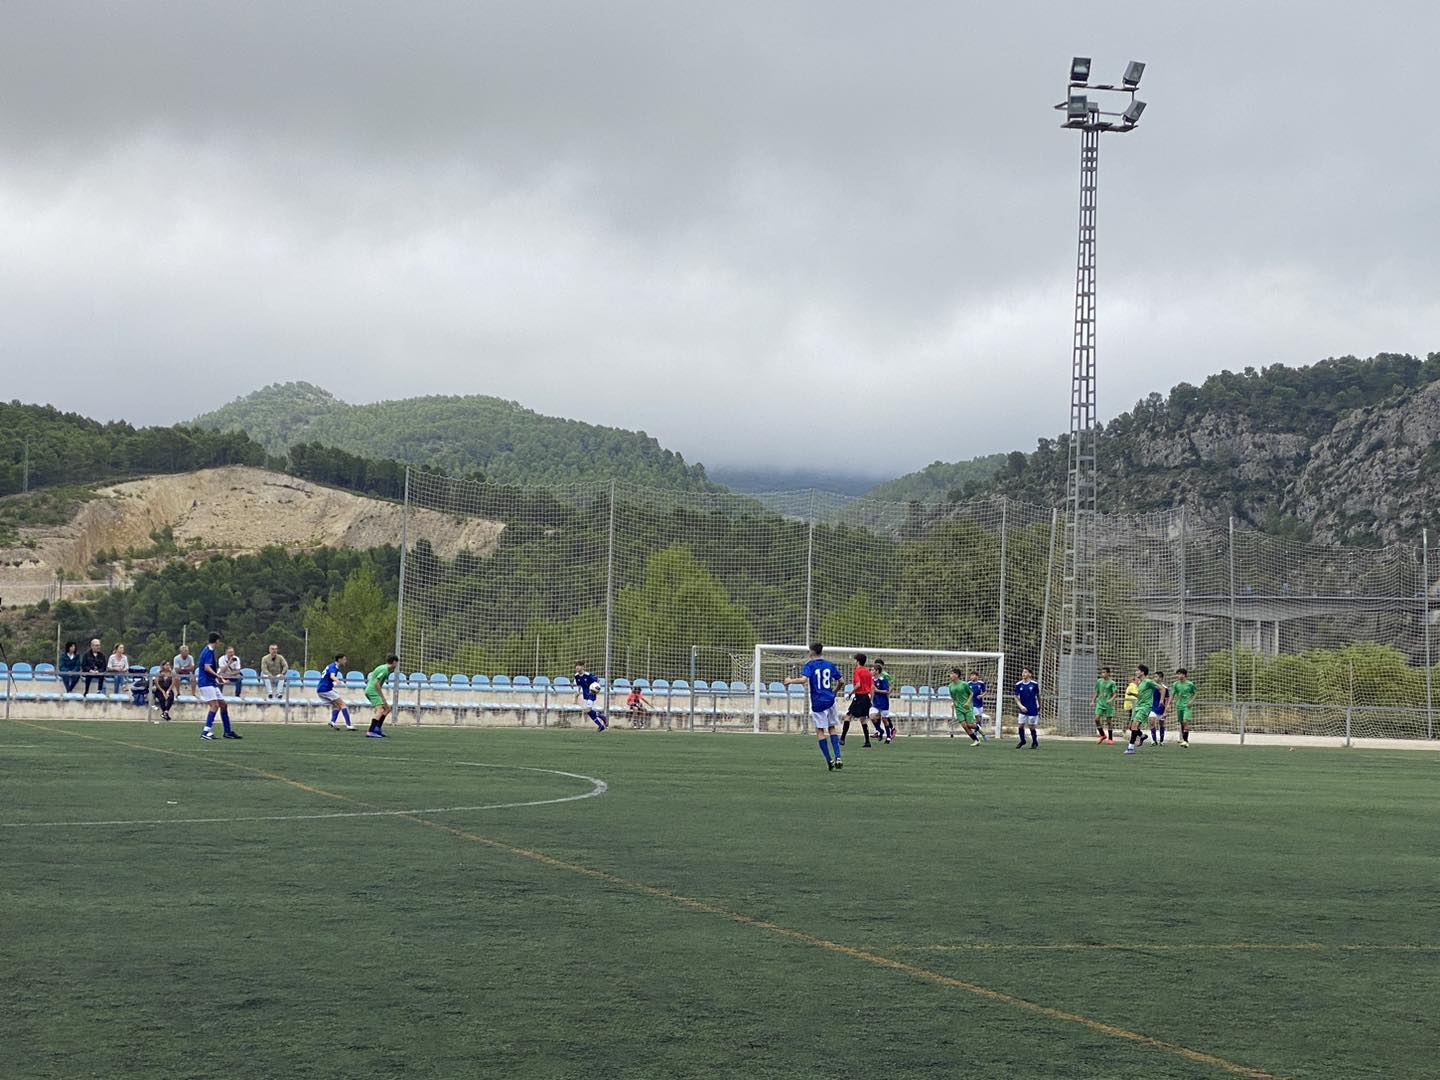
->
[59, 641, 82, 693]
[151, 662, 177, 722]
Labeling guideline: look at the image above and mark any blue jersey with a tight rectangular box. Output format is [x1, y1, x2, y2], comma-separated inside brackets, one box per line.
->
[873, 672, 891, 709]
[317, 662, 340, 694]
[969, 680, 987, 711]
[1152, 683, 1166, 715]
[802, 658, 841, 712]
[575, 671, 600, 701]
[197, 645, 218, 688]
[1014, 679, 1040, 717]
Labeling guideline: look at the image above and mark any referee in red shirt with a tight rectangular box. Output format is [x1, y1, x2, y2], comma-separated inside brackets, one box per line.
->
[842, 653, 877, 747]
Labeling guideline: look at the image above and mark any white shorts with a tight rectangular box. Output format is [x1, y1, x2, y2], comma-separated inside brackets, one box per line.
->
[198, 686, 222, 703]
[972, 707, 987, 719]
[869, 707, 890, 718]
[1019, 712, 1038, 724]
[1149, 710, 1162, 720]
[318, 689, 343, 702]
[811, 705, 839, 730]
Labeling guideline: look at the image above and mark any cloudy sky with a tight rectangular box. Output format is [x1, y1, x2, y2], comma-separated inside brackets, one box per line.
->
[2, 2, 1437, 479]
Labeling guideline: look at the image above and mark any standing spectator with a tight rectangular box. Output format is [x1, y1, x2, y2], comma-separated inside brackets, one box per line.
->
[106, 643, 129, 695]
[151, 662, 177, 722]
[80, 639, 107, 696]
[259, 644, 290, 700]
[172, 645, 196, 695]
[219, 646, 243, 697]
[59, 641, 82, 693]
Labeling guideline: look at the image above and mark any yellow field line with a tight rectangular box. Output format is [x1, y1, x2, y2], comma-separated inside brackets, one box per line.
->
[897, 942, 1440, 953]
[13, 721, 1290, 1080]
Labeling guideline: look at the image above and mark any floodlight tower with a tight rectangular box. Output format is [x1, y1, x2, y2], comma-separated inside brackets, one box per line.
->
[1054, 57, 1147, 731]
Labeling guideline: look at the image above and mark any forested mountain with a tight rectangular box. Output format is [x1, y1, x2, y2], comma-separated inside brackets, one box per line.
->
[878, 352, 1440, 544]
[194, 383, 716, 491]
[0, 402, 266, 497]
[863, 454, 1008, 502]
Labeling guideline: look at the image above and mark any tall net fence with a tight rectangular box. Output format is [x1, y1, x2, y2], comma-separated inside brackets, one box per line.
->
[397, 469, 1437, 741]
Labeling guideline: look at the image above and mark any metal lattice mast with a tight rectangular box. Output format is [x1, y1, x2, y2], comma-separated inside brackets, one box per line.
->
[1061, 126, 1100, 678]
[1054, 56, 1146, 730]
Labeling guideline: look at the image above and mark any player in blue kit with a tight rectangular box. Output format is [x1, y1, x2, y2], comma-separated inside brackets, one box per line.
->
[574, 662, 608, 731]
[968, 672, 990, 742]
[784, 642, 844, 771]
[317, 653, 354, 730]
[1014, 667, 1040, 749]
[1149, 671, 1169, 745]
[869, 659, 895, 744]
[198, 631, 241, 740]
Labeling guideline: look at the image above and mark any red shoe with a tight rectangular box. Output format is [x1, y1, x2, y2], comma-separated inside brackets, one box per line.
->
[1097, 735, 1107, 743]
[1106, 738, 1114, 744]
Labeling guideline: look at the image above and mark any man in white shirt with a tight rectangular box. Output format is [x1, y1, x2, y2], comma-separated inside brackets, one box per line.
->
[218, 647, 244, 698]
[173, 645, 196, 695]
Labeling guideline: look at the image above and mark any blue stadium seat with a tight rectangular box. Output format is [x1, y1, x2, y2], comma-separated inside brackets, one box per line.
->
[693, 680, 710, 691]
[513, 675, 532, 688]
[554, 676, 572, 689]
[470, 675, 490, 688]
[12, 662, 33, 681]
[788, 683, 805, 695]
[768, 681, 786, 693]
[449, 675, 470, 688]
[729, 680, 747, 692]
[533, 676, 551, 688]
[613, 678, 630, 689]
[428, 672, 448, 687]
[900, 684, 918, 698]
[492, 675, 512, 691]
[671, 679, 689, 692]
[408, 671, 427, 684]
[651, 679, 670, 690]
[35, 662, 56, 674]
[242, 667, 258, 680]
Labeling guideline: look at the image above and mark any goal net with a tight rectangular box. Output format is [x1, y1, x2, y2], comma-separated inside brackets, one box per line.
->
[750, 644, 1006, 736]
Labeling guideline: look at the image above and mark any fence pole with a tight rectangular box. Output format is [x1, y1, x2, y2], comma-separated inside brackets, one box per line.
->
[1424, 529, 1434, 740]
[1038, 508, 1057, 730]
[603, 478, 616, 716]
[1229, 516, 1240, 742]
[1178, 506, 1188, 670]
[394, 466, 410, 663]
[996, 496, 1008, 708]
[804, 516, 815, 644]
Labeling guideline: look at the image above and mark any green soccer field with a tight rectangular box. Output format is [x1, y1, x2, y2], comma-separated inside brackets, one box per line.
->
[3, 721, 1437, 1080]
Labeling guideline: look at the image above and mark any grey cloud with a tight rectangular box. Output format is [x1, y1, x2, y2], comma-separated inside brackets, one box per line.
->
[1, 1, 1437, 477]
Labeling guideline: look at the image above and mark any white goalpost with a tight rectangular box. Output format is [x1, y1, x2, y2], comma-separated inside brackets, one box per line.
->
[751, 644, 1006, 737]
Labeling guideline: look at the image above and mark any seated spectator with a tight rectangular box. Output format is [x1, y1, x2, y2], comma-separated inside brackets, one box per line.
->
[259, 644, 290, 700]
[172, 645, 196, 695]
[627, 686, 652, 729]
[80, 639, 107, 697]
[151, 662, 177, 722]
[219, 646, 243, 697]
[59, 641, 81, 693]
[106, 643, 129, 695]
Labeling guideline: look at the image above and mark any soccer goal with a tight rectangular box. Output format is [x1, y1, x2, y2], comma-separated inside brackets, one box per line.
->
[750, 644, 1006, 737]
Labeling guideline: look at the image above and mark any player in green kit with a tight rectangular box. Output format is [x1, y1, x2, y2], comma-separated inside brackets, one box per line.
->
[948, 668, 982, 746]
[1093, 666, 1117, 744]
[1170, 667, 1196, 747]
[1124, 664, 1159, 755]
[364, 654, 400, 738]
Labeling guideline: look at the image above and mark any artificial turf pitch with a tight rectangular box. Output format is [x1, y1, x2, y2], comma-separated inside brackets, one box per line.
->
[3, 721, 1437, 1080]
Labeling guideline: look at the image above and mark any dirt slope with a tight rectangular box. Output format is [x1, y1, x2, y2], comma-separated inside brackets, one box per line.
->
[0, 467, 502, 605]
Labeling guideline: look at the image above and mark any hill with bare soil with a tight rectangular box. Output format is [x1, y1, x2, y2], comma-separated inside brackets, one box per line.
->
[0, 466, 501, 605]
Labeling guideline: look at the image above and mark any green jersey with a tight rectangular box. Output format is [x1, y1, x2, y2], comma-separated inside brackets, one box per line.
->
[1094, 677, 1117, 708]
[1170, 679, 1196, 710]
[1130, 678, 1159, 720]
[365, 664, 392, 693]
[948, 679, 973, 716]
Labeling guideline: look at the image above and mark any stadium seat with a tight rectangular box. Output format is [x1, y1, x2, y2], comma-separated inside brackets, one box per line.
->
[671, 679, 689, 692]
[554, 676, 572, 689]
[513, 675, 532, 688]
[729, 680, 747, 693]
[533, 676, 551, 688]
[613, 678, 630, 689]
[12, 662, 33, 681]
[35, 662, 56, 674]
[651, 679, 669, 690]
[693, 680, 710, 691]
[492, 675, 512, 691]
[345, 672, 365, 688]
[767, 681, 786, 693]
[470, 675, 490, 689]
[449, 674, 469, 688]
[428, 672, 448, 687]
[407, 671, 427, 685]
[787, 683, 805, 695]
[900, 684, 918, 698]
[242, 667, 258, 680]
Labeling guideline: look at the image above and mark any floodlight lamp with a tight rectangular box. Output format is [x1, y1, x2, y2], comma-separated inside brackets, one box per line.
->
[1070, 57, 1091, 83]
[1066, 94, 1088, 119]
[1123, 60, 1146, 87]
[1123, 99, 1147, 124]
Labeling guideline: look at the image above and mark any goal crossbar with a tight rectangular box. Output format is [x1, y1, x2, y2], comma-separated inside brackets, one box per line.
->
[751, 644, 1006, 736]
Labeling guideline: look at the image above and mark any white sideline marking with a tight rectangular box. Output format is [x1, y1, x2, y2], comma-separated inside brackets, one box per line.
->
[0, 762, 607, 830]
